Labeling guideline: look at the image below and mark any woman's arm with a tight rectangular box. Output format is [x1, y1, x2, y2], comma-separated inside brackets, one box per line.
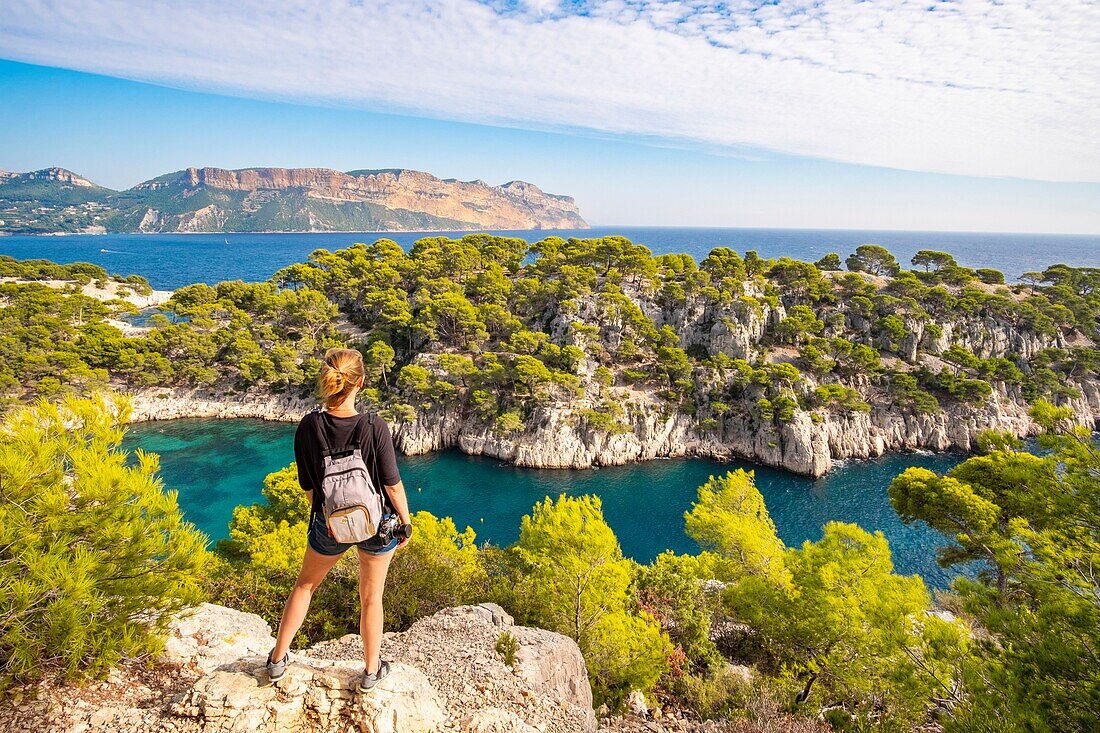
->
[384, 482, 411, 524]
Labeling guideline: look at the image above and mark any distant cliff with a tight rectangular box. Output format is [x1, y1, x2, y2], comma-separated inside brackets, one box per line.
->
[0, 166, 588, 234]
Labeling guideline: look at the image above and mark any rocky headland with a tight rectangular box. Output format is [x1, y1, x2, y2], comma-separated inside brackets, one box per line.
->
[0, 166, 587, 234]
[123, 266, 1100, 478]
[10, 234, 1095, 479]
[0, 276, 171, 309]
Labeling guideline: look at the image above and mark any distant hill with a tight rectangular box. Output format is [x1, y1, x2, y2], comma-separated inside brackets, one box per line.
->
[0, 166, 588, 234]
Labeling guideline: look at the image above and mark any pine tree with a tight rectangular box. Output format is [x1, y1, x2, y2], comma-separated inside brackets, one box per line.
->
[0, 393, 208, 688]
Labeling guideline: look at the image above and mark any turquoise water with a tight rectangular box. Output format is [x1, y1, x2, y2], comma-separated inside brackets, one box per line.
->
[5, 227, 1099, 289]
[123, 418, 965, 587]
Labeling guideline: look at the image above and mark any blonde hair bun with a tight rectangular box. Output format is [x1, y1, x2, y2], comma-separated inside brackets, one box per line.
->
[319, 347, 366, 408]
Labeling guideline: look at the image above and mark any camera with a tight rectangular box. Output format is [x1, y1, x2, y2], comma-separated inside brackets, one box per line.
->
[377, 513, 413, 545]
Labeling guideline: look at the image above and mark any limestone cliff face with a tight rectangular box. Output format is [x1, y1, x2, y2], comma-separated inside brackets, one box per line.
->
[127, 166, 588, 232]
[347, 169, 587, 230]
[0, 167, 101, 187]
[125, 373, 1098, 479]
[390, 378, 1098, 477]
[1, 165, 587, 233]
[127, 387, 316, 422]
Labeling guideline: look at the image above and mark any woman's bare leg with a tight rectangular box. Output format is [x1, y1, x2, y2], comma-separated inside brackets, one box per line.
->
[271, 547, 344, 661]
[357, 549, 394, 673]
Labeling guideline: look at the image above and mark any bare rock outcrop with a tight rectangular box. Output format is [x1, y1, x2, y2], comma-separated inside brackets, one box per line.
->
[164, 602, 276, 674]
[126, 386, 315, 422]
[307, 604, 596, 733]
[160, 602, 596, 733]
[181, 660, 444, 733]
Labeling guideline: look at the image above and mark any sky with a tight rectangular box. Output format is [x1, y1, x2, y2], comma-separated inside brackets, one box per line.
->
[1, 0, 1098, 234]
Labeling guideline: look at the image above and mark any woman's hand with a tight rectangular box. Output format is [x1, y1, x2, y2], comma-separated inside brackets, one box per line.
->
[395, 515, 412, 551]
[384, 481, 412, 551]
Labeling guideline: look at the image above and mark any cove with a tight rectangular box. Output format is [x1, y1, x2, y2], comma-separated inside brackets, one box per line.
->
[123, 418, 964, 588]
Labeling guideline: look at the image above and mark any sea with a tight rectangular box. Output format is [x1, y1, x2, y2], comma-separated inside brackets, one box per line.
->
[123, 418, 966, 588]
[2, 226, 1098, 289]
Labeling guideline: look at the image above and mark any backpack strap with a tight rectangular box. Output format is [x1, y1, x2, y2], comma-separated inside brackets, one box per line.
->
[344, 412, 372, 453]
[360, 412, 391, 508]
[315, 412, 373, 457]
[313, 412, 335, 457]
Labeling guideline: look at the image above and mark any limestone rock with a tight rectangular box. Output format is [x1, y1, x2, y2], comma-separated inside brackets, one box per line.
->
[126, 387, 314, 422]
[163, 603, 275, 674]
[725, 664, 754, 684]
[625, 690, 648, 718]
[380, 605, 596, 733]
[512, 627, 593, 716]
[184, 657, 444, 733]
[461, 708, 541, 733]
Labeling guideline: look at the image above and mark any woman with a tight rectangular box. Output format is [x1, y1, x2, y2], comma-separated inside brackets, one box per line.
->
[266, 347, 412, 690]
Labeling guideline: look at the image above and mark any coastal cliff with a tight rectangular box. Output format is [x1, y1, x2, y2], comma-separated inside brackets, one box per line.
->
[0, 166, 587, 234]
[126, 376, 1098, 477]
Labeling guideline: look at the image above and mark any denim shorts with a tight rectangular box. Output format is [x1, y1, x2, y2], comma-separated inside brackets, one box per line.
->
[307, 513, 399, 556]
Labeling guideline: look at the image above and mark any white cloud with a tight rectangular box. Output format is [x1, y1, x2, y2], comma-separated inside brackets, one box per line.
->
[1, 0, 1097, 181]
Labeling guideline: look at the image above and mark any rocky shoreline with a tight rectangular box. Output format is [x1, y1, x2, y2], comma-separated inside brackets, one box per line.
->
[123, 382, 1100, 477]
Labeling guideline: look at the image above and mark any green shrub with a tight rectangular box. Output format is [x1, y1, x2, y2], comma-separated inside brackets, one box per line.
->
[507, 495, 670, 706]
[205, 557, 362, 646]
[584, 610, 670, 706]
[811, 384, 870, 413]
[975, 268, 1005, 285]
[667, 666, 753, 720]
[579, 408, 631, 435]
[386, 512, 488, 629]
[220, 464, 309, 572]
[495, 631, 518, 667]
[0, 394, 207, 689]
[876, 314, 909, 350]
[494, 410, 524, 435]
[682, 468, 970, 727]
[696, 417, 720, 433]
[888, 372, 941, 413]
[633, 552, 724, 673]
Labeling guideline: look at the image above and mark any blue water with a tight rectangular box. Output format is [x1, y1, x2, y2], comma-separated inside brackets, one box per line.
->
[123, 418, 964, 588]
[3, 228, 1098, 289]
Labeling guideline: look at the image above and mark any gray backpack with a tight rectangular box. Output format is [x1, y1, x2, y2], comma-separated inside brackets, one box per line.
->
[314, 414, 384, 543]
